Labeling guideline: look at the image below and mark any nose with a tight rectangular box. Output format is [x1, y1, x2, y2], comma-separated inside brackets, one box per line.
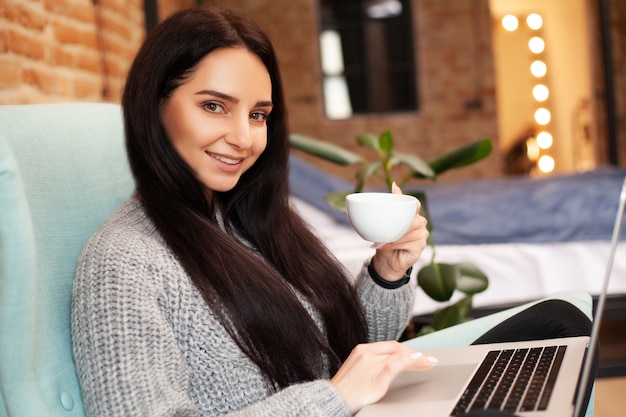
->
[224, 115, 253, 150]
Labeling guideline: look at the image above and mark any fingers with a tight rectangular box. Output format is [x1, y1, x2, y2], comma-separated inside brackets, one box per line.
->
[352, 339, 413, 355]
[398, 215, 429, 245]
[374, 214, 428, 252]
[405, 351, 439, 371]
[371, 213, 429, 277]
[371, 208, 428, 250]
[331, 341, 438, 413]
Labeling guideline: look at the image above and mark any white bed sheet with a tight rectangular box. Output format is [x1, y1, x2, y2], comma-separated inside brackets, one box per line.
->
[291, 197, 626, 316]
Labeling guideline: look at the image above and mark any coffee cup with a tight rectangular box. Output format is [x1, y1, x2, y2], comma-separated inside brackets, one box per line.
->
[345, 192, 418, 243]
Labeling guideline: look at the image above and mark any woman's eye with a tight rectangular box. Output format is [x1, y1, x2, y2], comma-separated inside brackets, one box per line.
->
[250, 112, 268, 122]
[203, 102, 224, 113]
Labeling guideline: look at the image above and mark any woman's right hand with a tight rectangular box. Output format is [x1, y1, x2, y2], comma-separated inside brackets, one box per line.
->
[330, 341, 437, 414]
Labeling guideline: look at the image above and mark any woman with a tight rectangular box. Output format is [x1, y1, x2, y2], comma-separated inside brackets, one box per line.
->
[72, 6, 432, 416]
[71, 6, 593, 417]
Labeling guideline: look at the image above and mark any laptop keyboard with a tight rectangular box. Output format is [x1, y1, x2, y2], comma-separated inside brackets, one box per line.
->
[451, 345, 567, 416]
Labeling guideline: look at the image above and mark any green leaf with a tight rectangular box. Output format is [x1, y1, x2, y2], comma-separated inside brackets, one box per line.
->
[456, 263, 489, 295]
[356, 161, 382, 191]
[356, 133, 380, 150]
[393, 151, 436, 179]
[415, 138, 492, 178]
[431, 296, 474, 330]
[379, 130, 394, 153]
[323, 191, 351, 212]
[417, 263, 458, 302]
[290, 133, 365, 166]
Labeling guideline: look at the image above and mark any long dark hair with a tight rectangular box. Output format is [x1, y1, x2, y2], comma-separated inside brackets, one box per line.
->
[122, 6, 368, 389]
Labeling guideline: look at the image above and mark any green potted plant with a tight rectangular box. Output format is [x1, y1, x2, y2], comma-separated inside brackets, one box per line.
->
[290, 130, 492, 335]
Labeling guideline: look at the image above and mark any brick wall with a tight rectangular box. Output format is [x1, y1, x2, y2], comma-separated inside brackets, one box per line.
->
[0, 0, 146, 103]
[1, 0, 624, 183]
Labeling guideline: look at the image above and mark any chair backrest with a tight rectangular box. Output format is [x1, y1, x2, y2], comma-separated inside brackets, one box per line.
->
[0, 103, 134, 417]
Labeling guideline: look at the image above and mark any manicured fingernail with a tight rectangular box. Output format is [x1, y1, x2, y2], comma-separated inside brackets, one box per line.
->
[410, 352, 423, 360]
[427, 356, 439, 364]
[370, 242, 384, 249]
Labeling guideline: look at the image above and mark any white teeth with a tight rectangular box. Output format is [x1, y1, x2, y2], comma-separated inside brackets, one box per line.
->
[212, 154, 239, 165]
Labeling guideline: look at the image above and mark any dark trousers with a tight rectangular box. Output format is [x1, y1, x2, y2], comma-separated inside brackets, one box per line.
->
[465, 299, 597, 417]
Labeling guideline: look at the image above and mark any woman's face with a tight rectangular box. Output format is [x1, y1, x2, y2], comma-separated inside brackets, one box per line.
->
[160, 47, 273, 193]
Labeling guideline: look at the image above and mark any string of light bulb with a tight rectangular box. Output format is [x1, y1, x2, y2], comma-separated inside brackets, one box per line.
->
[502, 13, 555, 174]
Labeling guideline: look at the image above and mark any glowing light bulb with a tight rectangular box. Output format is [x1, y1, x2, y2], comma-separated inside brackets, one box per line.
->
[538, 155, 555, 173]
[536, 131, 553, 149]
[529, 37, 545, 54]
[502, 15, 519, 31]
[526, 13, 543, 30]
[533, 84, 549, 101]
[530, 60, 547, 77]
[535, 108, 551, 125]
[526, 137, 540, 161]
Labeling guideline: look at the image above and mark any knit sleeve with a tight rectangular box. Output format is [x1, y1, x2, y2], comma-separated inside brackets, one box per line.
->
[71, 229, 199, 417]
[224, 381, 350, 417]
[356, 260, 415, 342]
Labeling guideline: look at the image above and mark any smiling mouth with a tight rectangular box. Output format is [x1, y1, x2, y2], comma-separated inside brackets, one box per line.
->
[209, 152, 242, 165]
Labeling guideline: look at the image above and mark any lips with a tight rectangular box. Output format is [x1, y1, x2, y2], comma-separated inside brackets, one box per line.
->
[211, 153, 241, 165]
[207, 151, 244, 173]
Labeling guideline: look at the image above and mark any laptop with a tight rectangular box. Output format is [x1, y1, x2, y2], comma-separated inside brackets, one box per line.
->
[357, 175, 626, 417]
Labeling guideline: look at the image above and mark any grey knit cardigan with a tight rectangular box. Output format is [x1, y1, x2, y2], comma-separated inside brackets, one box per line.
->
[71, 197, 415, 417]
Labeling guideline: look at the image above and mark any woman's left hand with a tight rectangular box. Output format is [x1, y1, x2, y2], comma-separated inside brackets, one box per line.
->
[370, 183, 429, 281]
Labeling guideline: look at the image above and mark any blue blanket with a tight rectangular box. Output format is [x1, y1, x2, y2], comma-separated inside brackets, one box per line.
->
[288, 154, 626, 245]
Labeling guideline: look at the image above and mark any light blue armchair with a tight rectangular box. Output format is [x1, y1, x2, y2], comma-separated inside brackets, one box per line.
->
[0, 103, 593, 416]
[0, 103, 134, 417]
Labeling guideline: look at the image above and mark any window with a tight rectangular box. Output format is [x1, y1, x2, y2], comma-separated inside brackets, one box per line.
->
[319, 0, 418, 119]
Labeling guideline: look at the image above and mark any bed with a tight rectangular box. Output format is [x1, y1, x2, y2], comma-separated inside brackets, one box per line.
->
[288, 154, 626, 318]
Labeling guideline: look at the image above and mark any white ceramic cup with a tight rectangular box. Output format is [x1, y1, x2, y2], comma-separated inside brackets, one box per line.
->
[345, 192, 418, 243]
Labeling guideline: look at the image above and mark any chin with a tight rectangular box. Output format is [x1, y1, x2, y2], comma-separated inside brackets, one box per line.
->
[199, 171, 247, 194]
[204, 180, 240, 193]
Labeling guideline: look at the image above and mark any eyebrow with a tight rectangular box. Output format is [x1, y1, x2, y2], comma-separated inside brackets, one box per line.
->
[195, 89, 273, 108]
